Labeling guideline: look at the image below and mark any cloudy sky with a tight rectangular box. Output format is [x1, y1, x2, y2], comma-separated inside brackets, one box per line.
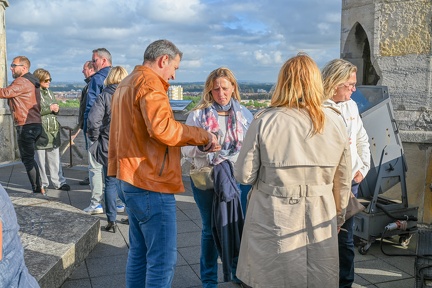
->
[5, 0, 342, 83]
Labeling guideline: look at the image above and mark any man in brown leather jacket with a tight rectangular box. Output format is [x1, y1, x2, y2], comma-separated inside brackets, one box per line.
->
[108, 39, 220, 287]
[0, 56, 44, 194]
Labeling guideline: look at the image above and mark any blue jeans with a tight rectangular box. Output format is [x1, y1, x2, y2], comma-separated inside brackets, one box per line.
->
[338, 182, 360, 288]
[102, 166, 120, 222]
[190, 178, 251, 287]
[120, 181, 177, 288]
[16, 124, 42, 192]
[0, 184, 39, 287]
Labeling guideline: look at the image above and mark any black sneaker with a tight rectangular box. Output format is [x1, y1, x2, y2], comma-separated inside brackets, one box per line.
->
[120, 218, 129, 225]
[58, 184, 70, 191]
[79, 177, 90, 185]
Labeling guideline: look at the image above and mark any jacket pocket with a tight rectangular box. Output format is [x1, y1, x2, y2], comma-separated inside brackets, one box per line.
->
[158, 147, 169, 176]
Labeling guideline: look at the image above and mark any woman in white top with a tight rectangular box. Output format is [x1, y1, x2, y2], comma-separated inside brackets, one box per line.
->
[182, 67, 253, 287]
[322, 59, 370, 288]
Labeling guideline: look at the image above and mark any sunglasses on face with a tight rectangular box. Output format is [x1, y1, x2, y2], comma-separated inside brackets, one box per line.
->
[10, 63, 24, 68]
[43, 78, 52, 83]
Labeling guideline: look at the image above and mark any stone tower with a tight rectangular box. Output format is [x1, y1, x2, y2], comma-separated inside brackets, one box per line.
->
[341, 0, 432, 223]
[0, 0, 14, 163]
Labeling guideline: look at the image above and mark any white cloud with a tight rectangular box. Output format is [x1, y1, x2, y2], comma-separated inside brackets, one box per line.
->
[18, 31, 39, 53]
[142, 0, 205, 23]
[5, 0, 342, 82]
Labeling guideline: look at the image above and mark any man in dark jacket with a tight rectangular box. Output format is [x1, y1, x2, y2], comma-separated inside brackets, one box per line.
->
[77, 60, 95, 186]
[82, 48, 111, 214]
[0, 56, 44, 194]
[78, 60, 95, 131]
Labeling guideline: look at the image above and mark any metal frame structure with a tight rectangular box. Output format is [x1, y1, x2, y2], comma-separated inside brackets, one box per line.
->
[351, 86, 418, 254]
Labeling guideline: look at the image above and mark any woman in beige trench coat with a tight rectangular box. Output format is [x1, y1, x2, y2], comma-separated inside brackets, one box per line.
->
[234, 54, 352, 288]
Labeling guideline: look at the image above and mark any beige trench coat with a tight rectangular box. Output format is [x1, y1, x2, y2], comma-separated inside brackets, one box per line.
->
[234, 107, 352, 288]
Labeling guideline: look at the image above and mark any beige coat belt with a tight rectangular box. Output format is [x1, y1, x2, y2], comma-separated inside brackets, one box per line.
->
[256, 180, 333, 200]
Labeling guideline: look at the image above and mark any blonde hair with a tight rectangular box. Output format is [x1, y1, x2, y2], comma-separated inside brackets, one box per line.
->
[322, 59, 357, 100]
[33, 68, 51, 82]
[104, 66, 128, 86]
[192, 67, 240, 111]
[271, 53, 325, 134]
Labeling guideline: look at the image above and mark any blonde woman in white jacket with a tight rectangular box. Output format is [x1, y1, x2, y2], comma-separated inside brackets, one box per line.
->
[322, 59, 371, 288]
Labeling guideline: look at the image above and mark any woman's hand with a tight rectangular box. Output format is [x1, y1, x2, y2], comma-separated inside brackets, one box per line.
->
[50, 103, 59, 113]
[353, 170, 364, 184]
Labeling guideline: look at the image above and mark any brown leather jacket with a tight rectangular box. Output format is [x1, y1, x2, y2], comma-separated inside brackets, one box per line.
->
[108, 66, 209, 193]
[0, 73, 41, 126]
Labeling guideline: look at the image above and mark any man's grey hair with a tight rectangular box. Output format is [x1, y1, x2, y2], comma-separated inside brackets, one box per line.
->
[143, 39, 183, 63]
[92, 48, 112, 65]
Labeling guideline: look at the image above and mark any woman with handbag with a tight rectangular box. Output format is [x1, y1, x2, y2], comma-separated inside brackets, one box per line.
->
[182, 67, 253, 287]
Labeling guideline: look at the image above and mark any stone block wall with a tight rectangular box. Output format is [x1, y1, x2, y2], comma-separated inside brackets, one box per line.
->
[0, 1, 14, 163]
[342, 0, 432, 223]
[342, 0, 432, 129]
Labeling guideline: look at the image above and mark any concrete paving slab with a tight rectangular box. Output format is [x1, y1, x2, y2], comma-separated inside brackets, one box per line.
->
[60, 278, 92, 288]
[355, 259, 413, 283]
[177, 231, 201, 249]
[85, 253, 127, 278]
[178, 246, 201, 265]
[177, 219, 201, 234]
[177, 251, 188, 266]
[180, 207, 202, 222]
[375, 278, 415, 287]
[90, 274, 127, 288]
[177, 209, 192, 222]
[172, 265, 202, 288]
[8, 192, 100, 288]
[353, 273, 374, 287]
[66, 262, 89, 280]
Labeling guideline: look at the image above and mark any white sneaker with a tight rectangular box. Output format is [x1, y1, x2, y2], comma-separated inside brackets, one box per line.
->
[83, 204, 103, 215]
[116, 205, 125, 213]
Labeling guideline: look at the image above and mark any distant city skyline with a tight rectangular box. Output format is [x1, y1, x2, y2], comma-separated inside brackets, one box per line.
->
[5, 0, 342, 83]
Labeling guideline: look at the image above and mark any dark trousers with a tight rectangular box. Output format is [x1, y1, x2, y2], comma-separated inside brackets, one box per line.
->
[338, 182, 360, 288]
[16, 123, 42, 192]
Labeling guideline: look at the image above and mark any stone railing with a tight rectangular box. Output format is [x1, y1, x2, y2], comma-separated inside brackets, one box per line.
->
[56, 108, 188, 167]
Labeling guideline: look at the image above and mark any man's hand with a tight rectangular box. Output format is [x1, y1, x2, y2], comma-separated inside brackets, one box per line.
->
[203, 132, 221, 152]
[353, 170, 364, 184]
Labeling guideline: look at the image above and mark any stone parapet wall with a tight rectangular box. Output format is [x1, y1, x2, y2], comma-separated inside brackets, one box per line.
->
[396, 110, 432, 134]
[0, 107, 17, 163]
[342, 0, 432, 131]
[0, 1, 12, 163]
[56, 108, 189, 167]
[378, 55, 431, 113]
